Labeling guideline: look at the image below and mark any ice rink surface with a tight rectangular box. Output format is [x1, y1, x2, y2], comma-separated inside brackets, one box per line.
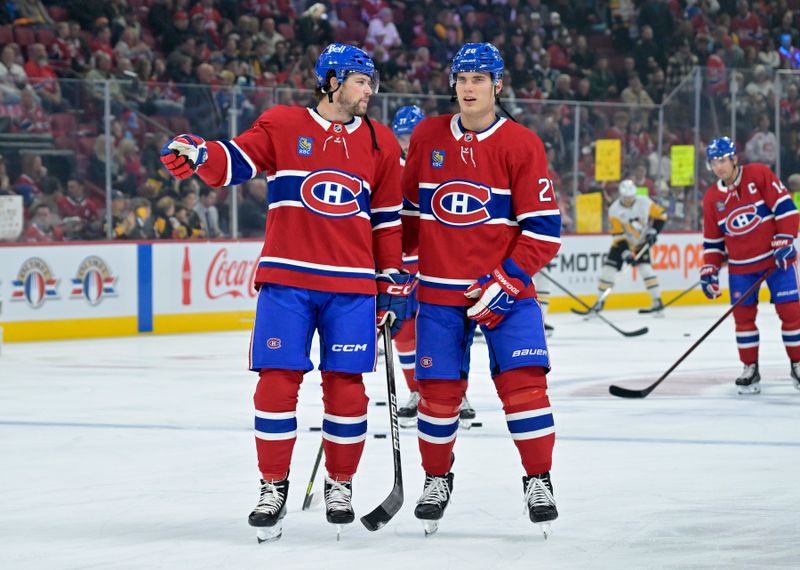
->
[1, 304, 798, 570]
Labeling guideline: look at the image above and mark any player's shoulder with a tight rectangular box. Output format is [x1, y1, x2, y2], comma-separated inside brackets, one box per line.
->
[413, 114, 453, 138]
[741, 162, 773, 178]
[252, 105, 308, 128]
[500, 119, 546, 155]
[365, 117, 399, 145]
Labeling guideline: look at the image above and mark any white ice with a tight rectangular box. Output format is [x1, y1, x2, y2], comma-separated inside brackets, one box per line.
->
[1, 305, 798, 570]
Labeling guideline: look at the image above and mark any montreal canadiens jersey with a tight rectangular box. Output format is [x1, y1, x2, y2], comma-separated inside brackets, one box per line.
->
[703, 163, 798, 274]
[401, 114, 561, 306]
[608, 195, 667, 248]
[197, 106, 403, 294]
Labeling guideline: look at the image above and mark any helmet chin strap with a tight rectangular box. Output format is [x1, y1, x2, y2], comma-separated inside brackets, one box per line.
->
[323, 70, 341, 103]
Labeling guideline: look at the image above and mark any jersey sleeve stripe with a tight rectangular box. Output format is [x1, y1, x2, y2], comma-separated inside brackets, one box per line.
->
[402, 197, 419, 212]
[372, 219, 401, 231]
[520, 214, 561, 238]
[773, 197, 797, 216]
[703, 240, 725, 252]
[517, 209, 561, 221]
[521, 230, 562, 244]
[775, 210, 799, 221]
[371, 204, 403, 213]
[219, 139, 257, 185]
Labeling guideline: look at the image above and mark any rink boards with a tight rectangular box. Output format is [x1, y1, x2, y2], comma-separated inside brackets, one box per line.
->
[0, 233, 740, 342]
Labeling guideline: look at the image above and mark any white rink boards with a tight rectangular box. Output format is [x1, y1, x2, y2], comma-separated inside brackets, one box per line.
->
[0, 304, 798, 569]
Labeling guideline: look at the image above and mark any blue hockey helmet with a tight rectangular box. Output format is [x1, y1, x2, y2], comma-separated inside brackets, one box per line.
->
[449, 43, 504, 86]
[392, 105, 426, 136]
[706, 137, 736, 162]
[315, 43, 379, 93]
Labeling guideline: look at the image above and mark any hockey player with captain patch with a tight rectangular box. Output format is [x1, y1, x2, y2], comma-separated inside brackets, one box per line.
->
[160, 44, 411, 542]
[392, 105, 477, 430]
[701, 136, 800, 395]
[401, 43, 560, 538]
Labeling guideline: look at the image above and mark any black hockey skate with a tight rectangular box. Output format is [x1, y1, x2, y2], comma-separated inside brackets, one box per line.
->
[572, 297, 605, 318]
[458, 396, 476, 429]
[324, 476, 354, 540]
[249, 478, 290, 543]
[523, 472, 558, 539]
[398, 391, 420, 428]
[414, 472, 454, 536]
[638, 298, 664, 317]
[735, 363, 760, 395]
[791, 362, 800, 392]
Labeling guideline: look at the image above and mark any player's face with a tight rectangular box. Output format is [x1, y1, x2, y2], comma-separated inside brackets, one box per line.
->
[396, 134, 411, 154]
[621, 196, 636, 208]
[454, 72, 499, 118]
[709, 156, 736, 182]
[337, 73, 373, 117]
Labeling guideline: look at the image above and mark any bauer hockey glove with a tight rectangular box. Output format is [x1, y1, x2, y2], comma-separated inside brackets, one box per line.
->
[700, 264, 721, 300]
[771, 234, 797, 270]
[645, 228, 658, 247]
[376, 270, 414, 336]
[464, 258, 530, 329]
[160, 134, 208, 180]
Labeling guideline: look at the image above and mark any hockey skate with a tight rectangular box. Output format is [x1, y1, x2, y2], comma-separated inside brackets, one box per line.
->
[458, 396, 476, 429]
[324, 476, 354, 541]
[573, 297, 605, 318]
[414, 472, 454, 536]
[249, 478, 290, 543]
[638, 299, 664, 317]
[791, 362, 800, 391]
[544, 323, 554, 338]
[735, 363, 761, 395]
[523, 472, 558, 539]
[398, 391, 420, 428]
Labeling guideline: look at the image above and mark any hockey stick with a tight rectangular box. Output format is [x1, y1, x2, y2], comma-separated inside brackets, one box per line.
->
[360, 321, 404, 531]
[539, 271, 649, 338]
[653, 280, 702, 311]
[572, 243, 651, 316]
[609, 266, 776, 398]
[301, 440, 324, 511]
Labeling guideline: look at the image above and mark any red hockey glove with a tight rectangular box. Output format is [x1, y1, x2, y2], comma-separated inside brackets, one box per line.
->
[700, 264, 721, 300]
[160, 134, 208, 180]
[771, 234, 797, 270]
[376, 270, 414, 336]
[464, 258, 530, 329]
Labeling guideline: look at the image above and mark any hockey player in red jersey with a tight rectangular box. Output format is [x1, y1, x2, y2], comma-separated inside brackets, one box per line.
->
[392, 105, 477, 428]
[701, 137, 800, 394]
[401, 43, 561, 537]
[160, 44, 411, 542]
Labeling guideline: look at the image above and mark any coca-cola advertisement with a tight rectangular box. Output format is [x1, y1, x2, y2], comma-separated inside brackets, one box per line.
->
[152, 241, 262, 314]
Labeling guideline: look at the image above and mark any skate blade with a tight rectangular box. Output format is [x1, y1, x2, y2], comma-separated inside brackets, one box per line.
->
[537, 522, 552, 540]
[255, 523, 283, 543]
[459, 418, 476, 430]
[737, 384, 761, 395]
[422, 520, 439, 536]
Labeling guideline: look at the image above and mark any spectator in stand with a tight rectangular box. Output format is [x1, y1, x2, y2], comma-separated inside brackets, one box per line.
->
[114, 27, 153, 63]
[533, 53, 559, 98]
[721, 34, 745, 69]
[14, 152, 47, 206]
[509, 52, 533, 92]
[12, 88, 50, 134]
[731, 0, 762, 50]
[194, 187, 222, 238]
[153, 196, 180, 239]
[574, 77, 592, 102]
[180, 186, 205, 237]
[570, 35, 596, 78]
[549, 74, 574, 100]
[744, 113, 778, 169]
[104, 189, 136, 239]
[758, 36, 780, 69]
[255, 18, 285, 58]
[788, 173, 800, 194]
[23, 203, 63, 242]
[666, 39, 698, 90]
[188, 13, 217, 52]
[129, 198, 155, 239]
[23, 44, 64, 112]
[744, 64, 775, 101]
[91, 26, 115, 61]
[56, 177, 101, 238]
[296, 3, 333, 48]
[184, 62, 223, 139]
[189, 0, 223, 40]
[630, 161, 657, 199]
[590, 56, 617, 99]
[51, 22, 81, 76]
[615, 56, 638, 95]
[239, 178, 267, 238]
[621, 75, 654, 124]
[547, 30, 572, 71]
[0, 156, 10, 196]
[646, 68, 667, 104]
[366, 7, 401, 55]
[0, 45, 28, 104]
[633, 25, 666, 80]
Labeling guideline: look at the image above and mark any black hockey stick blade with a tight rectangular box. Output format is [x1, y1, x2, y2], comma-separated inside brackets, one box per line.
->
[609, 268, 775, 399]
[360, 321, 404, 531]
[570, 307, 593, 316]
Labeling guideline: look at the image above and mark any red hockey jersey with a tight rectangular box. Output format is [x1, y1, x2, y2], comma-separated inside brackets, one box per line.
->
[197, 106, 403, 294]
[703, 163, 798, 274]
[401, 114, 561, 306]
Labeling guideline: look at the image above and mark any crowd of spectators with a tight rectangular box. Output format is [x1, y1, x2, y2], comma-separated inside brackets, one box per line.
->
[1, 0, 800, 241]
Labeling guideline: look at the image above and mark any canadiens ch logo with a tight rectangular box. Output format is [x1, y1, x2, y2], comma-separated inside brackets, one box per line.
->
[267, 338, 282, 349]
[11, 257, 59, 308]
[724, 204, 761, 236]
[430, 180, 491, 227]
[297, 136, 313, 156]
[420, 356, 433, 368]
[431, 150, 445, 168]
[70, 256, 118, 305]
[300, 169, 363, 217]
